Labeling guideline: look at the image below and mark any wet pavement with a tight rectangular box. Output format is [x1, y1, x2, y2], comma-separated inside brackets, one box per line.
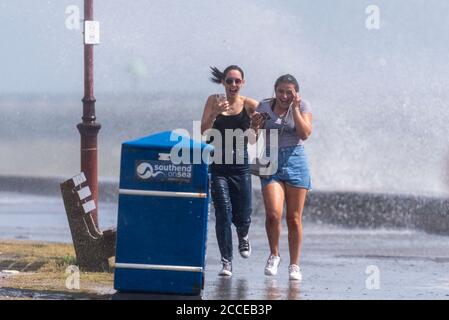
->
[0, 192, 116, 242]
[2, 192, 449, 299]
[203, 219, 449, 300]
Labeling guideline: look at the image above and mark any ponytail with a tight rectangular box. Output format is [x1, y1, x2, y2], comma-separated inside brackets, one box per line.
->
[209, 66, 224, 84]
[209, 65, 245, 84]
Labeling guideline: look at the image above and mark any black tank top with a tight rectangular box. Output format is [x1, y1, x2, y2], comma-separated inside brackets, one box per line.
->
[208, 106, 251, 174]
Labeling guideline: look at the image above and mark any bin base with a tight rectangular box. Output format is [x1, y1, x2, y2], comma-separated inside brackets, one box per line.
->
[111, 291, 202, 300]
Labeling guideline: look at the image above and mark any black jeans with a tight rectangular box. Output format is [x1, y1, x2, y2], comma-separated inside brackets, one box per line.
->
[210, 171, 252, 262]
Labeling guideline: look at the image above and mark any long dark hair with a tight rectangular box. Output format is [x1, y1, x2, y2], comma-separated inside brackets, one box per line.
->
[209, 65, 245, 84]
[274, 74, 300, 92]
[271, 74, 300, 108]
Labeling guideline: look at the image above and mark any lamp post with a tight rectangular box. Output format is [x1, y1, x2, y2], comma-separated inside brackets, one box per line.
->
[77, 0, 100, 227]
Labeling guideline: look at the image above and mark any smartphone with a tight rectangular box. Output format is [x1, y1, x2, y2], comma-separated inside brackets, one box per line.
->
[259, 112, 271, 121]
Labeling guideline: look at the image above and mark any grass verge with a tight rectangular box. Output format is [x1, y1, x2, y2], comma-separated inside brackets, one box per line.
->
[0, 240, 114, 299]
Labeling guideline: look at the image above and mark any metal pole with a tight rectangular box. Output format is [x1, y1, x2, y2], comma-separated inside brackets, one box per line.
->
[77, 0, 101, 227]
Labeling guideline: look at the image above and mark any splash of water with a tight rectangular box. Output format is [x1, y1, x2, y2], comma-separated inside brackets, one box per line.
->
[1, 0, 449, 196]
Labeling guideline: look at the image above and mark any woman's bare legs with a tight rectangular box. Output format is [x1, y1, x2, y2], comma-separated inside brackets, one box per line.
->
[285, 185, 308, 265]
[262, 181, 286, 256]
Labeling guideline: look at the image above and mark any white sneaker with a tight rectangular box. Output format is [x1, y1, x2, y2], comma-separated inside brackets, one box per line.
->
[288, 264, 302, 281]
[264, 254, 281, 276]
[218, 258, 232, 277]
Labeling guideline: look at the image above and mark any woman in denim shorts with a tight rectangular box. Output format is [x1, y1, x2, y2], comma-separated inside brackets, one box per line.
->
[252, 74, 312, 281]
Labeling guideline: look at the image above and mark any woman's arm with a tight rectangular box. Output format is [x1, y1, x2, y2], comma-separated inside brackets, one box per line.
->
[201, 95, 229, 135]
[246, 98, 264, 145]
[243, 96, 260, 116]
[292, 94, 312, 140]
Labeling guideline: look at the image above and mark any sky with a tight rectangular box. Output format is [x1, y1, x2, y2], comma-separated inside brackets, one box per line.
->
[1, 0, 449, 97]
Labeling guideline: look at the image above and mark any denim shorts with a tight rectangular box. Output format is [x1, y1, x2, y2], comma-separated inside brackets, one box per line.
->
[260, 145, 312, 190]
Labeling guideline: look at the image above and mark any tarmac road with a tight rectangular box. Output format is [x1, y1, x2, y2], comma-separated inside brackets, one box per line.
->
[203, 217, 449, 300]
[2, 192, 449, 299]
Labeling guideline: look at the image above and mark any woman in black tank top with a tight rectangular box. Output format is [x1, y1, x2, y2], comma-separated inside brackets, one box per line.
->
[200, 65, 259, 277]
[210, 106, 251, 173]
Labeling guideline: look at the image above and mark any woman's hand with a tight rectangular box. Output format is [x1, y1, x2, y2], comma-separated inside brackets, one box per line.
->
[251, 112, 267, 131]
[290, 92, 312, 140]
[292, 91, 302, 110]
[212, 95, 229, 116]
[248, 112, 267, 144]
[201, 94, 228, 134]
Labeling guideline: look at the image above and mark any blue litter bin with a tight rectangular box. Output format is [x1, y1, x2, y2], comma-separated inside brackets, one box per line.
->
[114, 131, 213, 295]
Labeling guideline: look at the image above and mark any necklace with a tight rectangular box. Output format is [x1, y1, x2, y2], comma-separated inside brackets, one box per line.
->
[274, 106, 288, 120]
[273, 103, 291, 131]
[273, 102, 288, 116]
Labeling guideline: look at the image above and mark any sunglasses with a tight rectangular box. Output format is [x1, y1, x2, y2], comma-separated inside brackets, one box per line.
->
[225, 78, 242, 85]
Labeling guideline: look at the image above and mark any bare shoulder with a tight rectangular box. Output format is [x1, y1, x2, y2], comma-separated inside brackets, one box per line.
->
[207, 94, 219, 102]
[204, 94, 219, 108]
[242, 96, 259, 111]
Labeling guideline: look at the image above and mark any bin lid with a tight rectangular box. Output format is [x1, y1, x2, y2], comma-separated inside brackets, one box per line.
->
[123, 130, 213, 151]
